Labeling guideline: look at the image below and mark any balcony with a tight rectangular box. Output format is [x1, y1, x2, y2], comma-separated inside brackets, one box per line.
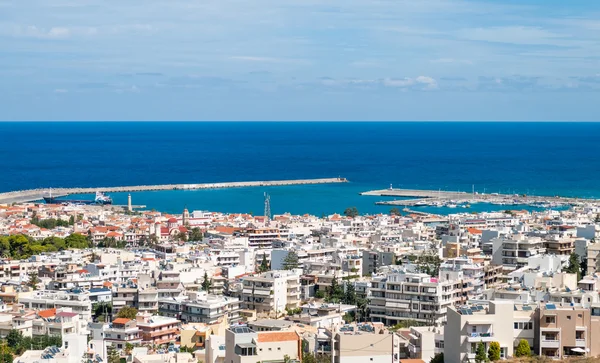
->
[541, 339, 560, 349]
[467, 332, 494, 343]
[575, 339, 586, 347]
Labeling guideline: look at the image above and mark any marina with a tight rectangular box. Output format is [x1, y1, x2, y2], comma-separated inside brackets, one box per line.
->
[363, 186, 600, 209]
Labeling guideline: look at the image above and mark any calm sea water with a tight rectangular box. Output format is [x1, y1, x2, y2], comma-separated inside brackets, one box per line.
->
[1, 122, 599, 215]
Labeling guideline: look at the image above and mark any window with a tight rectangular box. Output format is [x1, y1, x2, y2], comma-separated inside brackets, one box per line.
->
[471, 343, 477, 353]
[528, 322, 533, 330]
[278, 348, 281, 351]
[514, 322, 518, 329]
[567, 316, 571, 320]
[472, 326, 477, 333]
[578, 314, 583, 318]
[546, 316, 555, 324]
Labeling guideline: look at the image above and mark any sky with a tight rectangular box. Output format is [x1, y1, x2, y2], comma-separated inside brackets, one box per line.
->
[1, 0, 599, 121]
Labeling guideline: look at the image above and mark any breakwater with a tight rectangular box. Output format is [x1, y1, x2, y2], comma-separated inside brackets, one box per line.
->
[363, 187, 599, 207]
[0, 177, 348, 204]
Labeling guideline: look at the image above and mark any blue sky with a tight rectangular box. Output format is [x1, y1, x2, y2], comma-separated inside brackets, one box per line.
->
[1, 0, 599, 121]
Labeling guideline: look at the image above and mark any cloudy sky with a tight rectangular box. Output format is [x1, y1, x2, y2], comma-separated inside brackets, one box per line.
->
[1, 0, 599, 121]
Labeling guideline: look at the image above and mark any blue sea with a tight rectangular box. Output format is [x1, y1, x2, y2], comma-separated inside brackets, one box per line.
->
[1, 122, 599, 215]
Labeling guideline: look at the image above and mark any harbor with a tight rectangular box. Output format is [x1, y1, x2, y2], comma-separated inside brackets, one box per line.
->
[363, 186, 600, 209]
[0, 177, 348, 205]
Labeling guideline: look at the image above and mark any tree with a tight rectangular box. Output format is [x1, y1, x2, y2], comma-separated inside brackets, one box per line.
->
[565, 253, 582, 280]
[27, 272, 40, 290]
[514, 339, 531, 357]
[475, 342, 488, 363]
[94, 302, 113, 322]
[189, 228, 204, 242]
[314, 290, 325, 299]
[124, 343, 134, 355]
[201, 271, 212, 292]
[390, 207, 401, 216]
[282, 251, 300, 270]
[116, 306, 138, 320]
[259, 254, 270, 273]
[342, 282, 357, 305]
[488, 342, 500, 361]
[107, 346, 121, 363]
[176, 231, 188, 242]
[326, 276, 344, 303]
[343, 207, 359, 218]
[283, 355, 291, 363]
[65, 233, 91, 249]
[430, 353, 444, 363]
[6, 330, 23, 348]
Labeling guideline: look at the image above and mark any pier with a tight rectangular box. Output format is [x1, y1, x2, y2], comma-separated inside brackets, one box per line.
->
[363, 187, 600, 208]
[0, 177, 348, 204]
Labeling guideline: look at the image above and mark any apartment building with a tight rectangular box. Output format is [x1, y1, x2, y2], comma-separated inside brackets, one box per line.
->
[445, 301, 537, 363]
[240, 270, 301, 314]
[136, 314, 180, 345]
[538, 303, 600, 359]
[361, 250, 396, 276]
[544, 236, 575, 256]
[586, 243, 600, 275]
[224, 325, 301, 363]
[331, 323, 403, 363]
[491, 236, 546, 267]
[159, 291, 241, 324]
[19, 290, 92, 321]
[103, 318, 142, 349]
[368, 271, 457, 326]
[406, 326, 444, 363]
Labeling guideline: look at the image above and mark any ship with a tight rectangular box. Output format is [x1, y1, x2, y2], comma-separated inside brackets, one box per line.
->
[43, 190, 113, 205]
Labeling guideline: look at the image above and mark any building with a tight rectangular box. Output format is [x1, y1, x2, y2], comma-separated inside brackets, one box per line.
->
[362, 251, 396, 276]
[369, 270, 458, 325]
[224, 325, 301, 363]
[406, 326, 444, 363]
[159, 292, 241, 324]
[444, 301, 537, 363]
[491, 236, 546, 268]
[240, 270, 301, 314]
[538, 302, 600, 359]
[331, 323, 402, 363]
[104, 318, 142, 349]
[136, 314, 180, 345]
[19, 290, 92, 321]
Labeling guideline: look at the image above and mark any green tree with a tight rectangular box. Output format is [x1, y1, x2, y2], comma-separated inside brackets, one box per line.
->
[430, 353, 444, 363]
[189, 228, 204, 242]
[283, 355, 291, 363]
[343, 207, 359, 218]
[282, 251, 300, 270]
[94, 302, 113, 322]
[475, 342, 488, 363]
[124, 343, 134, 355]
[6, 329, 23, 348]
[390, 207, 401, 216]
[326, 276, 344, 303]
[259, 254, 270, 273]
[69, 215, 75, 225]
[65, 233, 91, 249]
[342, 282, 357, 305]
[176, 231, 188, 242]
[487, 341, 500, 361]
[314, 290, 325, 299]
[116, 306, 138, 320]
[565, 253, 582, 280]
[107, 346, 121, 363]
[201, 271, 212, 292]
[27, 272, 40, 290]
[514, 339, 531, 357]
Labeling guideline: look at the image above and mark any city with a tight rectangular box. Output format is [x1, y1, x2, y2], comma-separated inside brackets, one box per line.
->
[1, 194, 600, 363]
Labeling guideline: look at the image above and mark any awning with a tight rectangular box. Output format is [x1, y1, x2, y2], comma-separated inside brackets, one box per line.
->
[571, 348, 586, 353]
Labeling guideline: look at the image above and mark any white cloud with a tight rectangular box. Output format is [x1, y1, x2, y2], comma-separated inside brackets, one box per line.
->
[53, 88, 68, 93]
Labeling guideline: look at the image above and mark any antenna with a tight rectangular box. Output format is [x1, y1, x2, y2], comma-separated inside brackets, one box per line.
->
[264, 192, 271, 226]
